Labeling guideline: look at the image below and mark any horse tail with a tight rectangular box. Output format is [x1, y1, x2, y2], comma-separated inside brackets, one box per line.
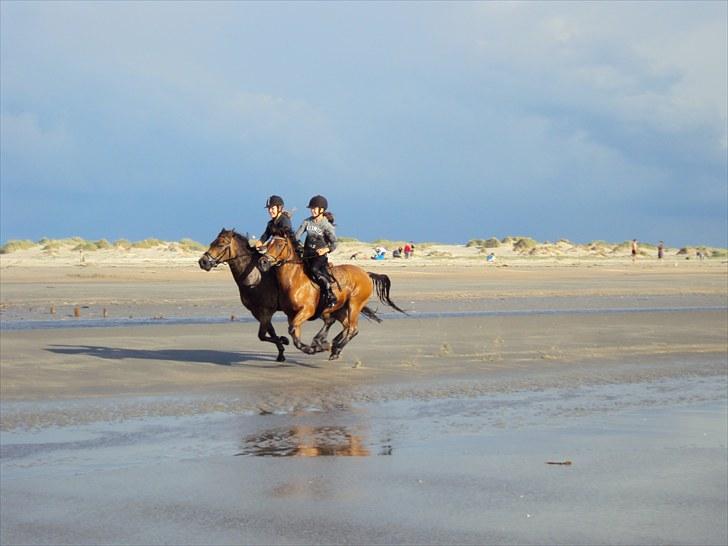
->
[367, 272, 408, 315]
[361, 305, 383, 323]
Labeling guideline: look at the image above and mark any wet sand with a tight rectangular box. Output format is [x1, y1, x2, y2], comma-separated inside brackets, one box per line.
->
[1, 263, 727, 544]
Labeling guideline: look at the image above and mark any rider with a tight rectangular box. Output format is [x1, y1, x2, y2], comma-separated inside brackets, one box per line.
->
[257, 195, 293, 248]
[295, 195, 337, 308]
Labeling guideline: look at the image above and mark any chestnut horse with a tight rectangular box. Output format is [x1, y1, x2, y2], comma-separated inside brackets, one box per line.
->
[259, 235, 406, 360]
[198, 229, 292, 361]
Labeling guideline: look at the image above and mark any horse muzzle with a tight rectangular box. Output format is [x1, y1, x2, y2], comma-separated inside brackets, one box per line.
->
[258, 255, 274, 272]
[198, 253, 217, 271]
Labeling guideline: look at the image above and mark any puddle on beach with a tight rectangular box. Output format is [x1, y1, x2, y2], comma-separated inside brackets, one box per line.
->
[1, 373, 726, 480]
[237, 425, 392, 457]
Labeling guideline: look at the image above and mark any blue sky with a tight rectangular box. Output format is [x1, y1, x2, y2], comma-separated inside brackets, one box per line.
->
[1, 1, 726, 246]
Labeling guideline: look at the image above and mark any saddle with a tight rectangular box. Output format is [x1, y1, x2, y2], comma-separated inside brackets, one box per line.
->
[306, 264, 338, 321]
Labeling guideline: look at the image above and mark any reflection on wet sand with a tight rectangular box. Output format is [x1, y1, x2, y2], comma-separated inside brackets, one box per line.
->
[239, 426, 390, 457]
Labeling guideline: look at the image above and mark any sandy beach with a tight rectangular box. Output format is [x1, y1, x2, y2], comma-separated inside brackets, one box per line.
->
[1, 247, 727, 545]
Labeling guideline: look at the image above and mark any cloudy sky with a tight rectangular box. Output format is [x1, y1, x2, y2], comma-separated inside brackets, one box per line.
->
[1, 1, 726, 246]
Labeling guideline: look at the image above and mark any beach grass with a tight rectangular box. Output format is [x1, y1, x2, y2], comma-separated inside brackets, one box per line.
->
[0, 240, 35, 254]
[1, 236, 726, 259]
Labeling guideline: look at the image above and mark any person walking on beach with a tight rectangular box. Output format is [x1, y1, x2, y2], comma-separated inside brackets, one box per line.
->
[295, 195, 338, 308]
[631, 239, 638, 263]
[657, 241, 664, 260]
[257, 195, 293, 248]
[404, 242, 412, 259]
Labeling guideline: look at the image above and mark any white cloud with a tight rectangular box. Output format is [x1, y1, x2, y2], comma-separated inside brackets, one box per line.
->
[461, 2, 727, 157]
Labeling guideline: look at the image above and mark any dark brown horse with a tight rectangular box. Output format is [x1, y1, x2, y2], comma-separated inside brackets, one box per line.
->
[198, 229, 291, 361]
[259, 235, 406, 360]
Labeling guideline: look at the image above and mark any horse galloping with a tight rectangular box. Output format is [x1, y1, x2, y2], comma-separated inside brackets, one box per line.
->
[259, 235, 406, 360]
[198, 229, 291, 361]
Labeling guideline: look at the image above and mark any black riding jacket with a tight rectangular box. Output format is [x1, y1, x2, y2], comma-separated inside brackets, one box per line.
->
[259, 214, 293, 243]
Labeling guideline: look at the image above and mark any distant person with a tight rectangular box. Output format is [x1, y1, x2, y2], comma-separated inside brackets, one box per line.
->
[371, 246, 386, 260]
[410, 242, 416, 256]
[256, 195, 293, 249]
[393, 247, 402, 258]
[486, 252, 496, 263]
[403, 242, 412, 259]
[631, 239, 638, 263]
[657, 241, 664, 260]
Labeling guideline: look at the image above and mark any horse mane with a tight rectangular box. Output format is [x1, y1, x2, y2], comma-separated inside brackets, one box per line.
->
[220, 228, 254, 254]
[230, 229, 249, 245]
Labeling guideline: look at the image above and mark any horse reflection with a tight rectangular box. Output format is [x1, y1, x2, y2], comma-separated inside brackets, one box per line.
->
[239, 426, 371, 457]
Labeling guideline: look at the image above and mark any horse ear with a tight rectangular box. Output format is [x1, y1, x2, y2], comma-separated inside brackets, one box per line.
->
[244, 233, 258, 248]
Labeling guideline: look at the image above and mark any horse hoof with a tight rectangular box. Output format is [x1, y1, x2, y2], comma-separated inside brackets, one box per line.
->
[277, 354, 286, 362]
[280, 336, 289, 346]
[328, 353, 340, 361]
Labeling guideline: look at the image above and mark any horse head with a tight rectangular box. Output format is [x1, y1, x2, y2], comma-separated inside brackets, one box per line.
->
[258, 236, 297, 273]
[199, 229, 262, 286]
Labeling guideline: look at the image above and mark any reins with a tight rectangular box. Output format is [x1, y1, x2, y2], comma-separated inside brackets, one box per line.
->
[204, 239, 233, 266]
[263, 236, 302, 267]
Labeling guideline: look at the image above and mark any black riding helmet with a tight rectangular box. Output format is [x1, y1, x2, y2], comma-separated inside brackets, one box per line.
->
[265, 195, 284, 208]
[307, 195, 328, 210]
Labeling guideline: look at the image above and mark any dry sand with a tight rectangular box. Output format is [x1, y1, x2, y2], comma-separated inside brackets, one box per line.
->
[1, 248, 727, 545]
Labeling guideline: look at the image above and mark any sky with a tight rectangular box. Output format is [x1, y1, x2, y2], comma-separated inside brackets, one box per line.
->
[1, 1, 726, 247]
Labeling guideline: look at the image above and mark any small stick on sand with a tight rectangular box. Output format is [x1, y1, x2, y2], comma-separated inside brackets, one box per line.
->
[546, 461, 572, 465]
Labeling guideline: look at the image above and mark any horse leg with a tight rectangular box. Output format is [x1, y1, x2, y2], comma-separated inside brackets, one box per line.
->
[258, 320, 287, 362]
[329, 308, 361, 361]
[288, 308, 317, 354]
[328, 293, 371, 360]
[310, 316, 335, 353]
[329, 327, 359, 361]
[267, 323, 289, 346]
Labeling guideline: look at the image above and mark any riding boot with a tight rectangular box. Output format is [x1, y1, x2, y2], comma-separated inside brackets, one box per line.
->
[324, 286, 337, 308]
[317, 277, 336, 308]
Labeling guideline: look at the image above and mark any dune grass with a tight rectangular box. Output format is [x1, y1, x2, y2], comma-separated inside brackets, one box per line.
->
[0, 240, 35, 254]
[1, 235, 725, 258]
[131, 238, 164, 249]
[466, 238, 500, 249]
[178, 239, 206, 252]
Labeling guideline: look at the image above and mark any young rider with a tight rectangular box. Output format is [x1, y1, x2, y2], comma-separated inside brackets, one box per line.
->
[257, 195, 293, 248]
[295, 195, 337, 308]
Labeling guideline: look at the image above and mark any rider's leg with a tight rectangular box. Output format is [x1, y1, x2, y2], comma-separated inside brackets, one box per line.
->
[311, 256, 336, 307]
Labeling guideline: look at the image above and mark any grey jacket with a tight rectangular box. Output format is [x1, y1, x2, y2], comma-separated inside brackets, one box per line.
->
[295, 216, 337, 255]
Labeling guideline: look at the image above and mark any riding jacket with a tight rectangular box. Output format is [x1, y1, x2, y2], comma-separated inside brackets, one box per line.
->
[295, 216, 337, 257]
[259, 213, 293, 243]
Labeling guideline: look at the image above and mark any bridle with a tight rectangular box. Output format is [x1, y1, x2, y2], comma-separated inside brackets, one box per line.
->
[202, 237, 234, 267]
[262, 236, 300, 267]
